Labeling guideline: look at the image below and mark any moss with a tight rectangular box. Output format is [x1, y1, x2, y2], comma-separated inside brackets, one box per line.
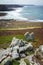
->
[12, 60, 20, 65]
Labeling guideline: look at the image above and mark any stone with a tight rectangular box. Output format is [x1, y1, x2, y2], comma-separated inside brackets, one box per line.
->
[20, 53, 26, 58]
[24, 32, 35, 41]
[30, 32, 35, 41]
[19, 40, 25, 47]
[24, 32, 30, 41]
[11, 50, 19, 59]
[26, 43, 33, 51]
[10, 37, 19, 47]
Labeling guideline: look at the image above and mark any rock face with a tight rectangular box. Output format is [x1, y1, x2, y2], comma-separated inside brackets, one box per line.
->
[10, 37, 19, 47]
[30, 32, 35, 41]
[10, 37, 26, 47]
[24, 32, 35, 41]
[0, 5, 13, 11]
[0, 36, 34, 64]
[26, 43, 34, 52]
[0, 5, 7, 11]
[18, 40, 26, 47]
[24, 32, 30, 41]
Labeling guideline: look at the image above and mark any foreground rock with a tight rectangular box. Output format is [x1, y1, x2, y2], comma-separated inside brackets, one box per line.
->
[0, 32, 43, 65]
[0, 37, 34, 64]
[10, 37, 27, 47]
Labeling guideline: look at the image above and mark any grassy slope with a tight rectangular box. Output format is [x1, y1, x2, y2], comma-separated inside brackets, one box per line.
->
[0, 34, 40, 48]
[12, 60, 20, 65]
[0, 21, 43, 48]
[0, 35, 25, 44]
[0, 35, 25, 48]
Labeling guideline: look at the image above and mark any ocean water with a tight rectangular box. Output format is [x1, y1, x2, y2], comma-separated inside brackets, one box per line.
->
[0, 5, 43, 22]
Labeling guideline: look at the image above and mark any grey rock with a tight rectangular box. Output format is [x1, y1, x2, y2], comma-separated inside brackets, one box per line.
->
[24, 32, 35, 41]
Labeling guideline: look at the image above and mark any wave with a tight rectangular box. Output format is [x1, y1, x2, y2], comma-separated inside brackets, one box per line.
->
[0, 7, 43, 22]
[0, 7, 28, 21]
[27, 20, 43, 22]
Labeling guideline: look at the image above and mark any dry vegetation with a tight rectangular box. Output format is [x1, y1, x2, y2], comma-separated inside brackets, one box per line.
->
[0, 20, 43, 29]
[0, 20, 43, 48]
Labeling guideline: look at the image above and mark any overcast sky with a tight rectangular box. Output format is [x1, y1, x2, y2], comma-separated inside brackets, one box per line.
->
[0, 0, 43, 5]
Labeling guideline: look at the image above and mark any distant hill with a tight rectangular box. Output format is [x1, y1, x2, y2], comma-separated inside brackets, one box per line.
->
[0, 5, 23, 11]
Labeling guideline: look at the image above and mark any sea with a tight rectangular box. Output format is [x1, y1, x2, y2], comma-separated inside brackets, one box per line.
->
[0, 5, 43, 22]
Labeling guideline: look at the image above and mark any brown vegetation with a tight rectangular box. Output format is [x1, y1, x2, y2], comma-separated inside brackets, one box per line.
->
[0, 28, 43, 45]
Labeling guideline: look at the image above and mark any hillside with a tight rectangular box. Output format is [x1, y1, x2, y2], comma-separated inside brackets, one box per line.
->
[0, 20, 43, 29]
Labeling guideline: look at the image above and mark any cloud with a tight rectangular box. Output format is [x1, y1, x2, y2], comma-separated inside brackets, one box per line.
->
[0, 0, 43, 5]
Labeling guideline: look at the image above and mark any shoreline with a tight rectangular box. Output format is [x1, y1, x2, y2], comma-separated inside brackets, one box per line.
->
[0, 5, 43, 22]
[0, 7, 43, 22]
[0, 19, 43, 22]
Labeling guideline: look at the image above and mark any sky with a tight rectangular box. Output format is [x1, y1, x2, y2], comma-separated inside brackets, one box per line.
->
[0, 0, 43, 5]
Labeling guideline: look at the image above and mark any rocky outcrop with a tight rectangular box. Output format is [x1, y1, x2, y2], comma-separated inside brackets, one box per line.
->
[10, 37, 26, 47]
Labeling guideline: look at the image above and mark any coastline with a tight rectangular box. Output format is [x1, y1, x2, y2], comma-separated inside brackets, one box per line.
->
[0, 5, 43, 65]
[0, 7, 43, 22]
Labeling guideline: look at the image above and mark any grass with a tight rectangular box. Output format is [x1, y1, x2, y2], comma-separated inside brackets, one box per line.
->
[25, 50, 34, 56]
[0, 34, 40, 48]
[24, 59, 30, 65]
[0, 35, 25, 44]
[0, 35, 13, 44]
[12, 60, 20, 65]
[0, 34, 25, 48]
[15, 35, 25, 40]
